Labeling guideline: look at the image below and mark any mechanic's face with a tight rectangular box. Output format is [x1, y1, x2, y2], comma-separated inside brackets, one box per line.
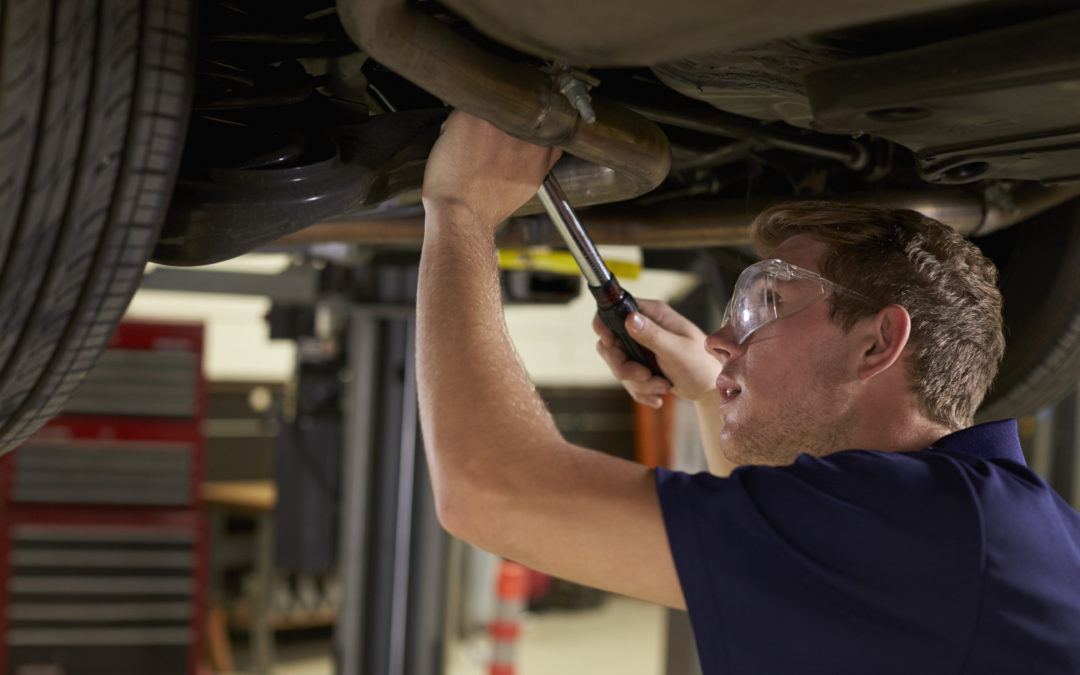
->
[706, 235, 862, 467]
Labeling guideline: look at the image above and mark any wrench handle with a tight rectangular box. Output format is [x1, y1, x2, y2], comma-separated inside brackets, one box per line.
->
[591, 280, 663, 377]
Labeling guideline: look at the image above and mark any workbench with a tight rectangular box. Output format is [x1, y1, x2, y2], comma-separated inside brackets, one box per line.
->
[202, 480, 276, 675]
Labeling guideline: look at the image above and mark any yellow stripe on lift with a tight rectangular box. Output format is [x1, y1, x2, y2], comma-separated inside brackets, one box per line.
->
[498, 248, 641, 280]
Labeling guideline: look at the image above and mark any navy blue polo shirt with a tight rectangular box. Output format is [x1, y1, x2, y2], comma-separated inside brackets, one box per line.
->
[656, 419, 1080, 674]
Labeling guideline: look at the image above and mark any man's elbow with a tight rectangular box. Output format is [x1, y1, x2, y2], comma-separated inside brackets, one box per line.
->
[422, 430, 562, 549]
[431, 481, 474, 541]
[426, 453, 501, 545]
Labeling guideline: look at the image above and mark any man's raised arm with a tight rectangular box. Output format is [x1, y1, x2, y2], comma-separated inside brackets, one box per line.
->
[416, 111, 685, 609]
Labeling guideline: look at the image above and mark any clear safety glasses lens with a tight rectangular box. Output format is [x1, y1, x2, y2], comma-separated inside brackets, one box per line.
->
[721, 259, 875, 344]
[722, 263, 782, 344]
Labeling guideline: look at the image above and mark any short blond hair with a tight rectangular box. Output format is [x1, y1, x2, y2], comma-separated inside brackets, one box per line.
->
[751, 201, 1004, 429]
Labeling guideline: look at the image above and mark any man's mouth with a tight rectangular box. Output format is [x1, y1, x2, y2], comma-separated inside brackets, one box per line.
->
[716, 375, 741, 404]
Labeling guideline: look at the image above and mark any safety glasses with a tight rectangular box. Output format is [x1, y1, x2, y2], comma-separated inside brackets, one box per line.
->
[721, 259, 879, 344]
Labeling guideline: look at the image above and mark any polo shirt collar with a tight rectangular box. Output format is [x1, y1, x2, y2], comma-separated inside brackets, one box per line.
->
[924, 418, 1026, 465]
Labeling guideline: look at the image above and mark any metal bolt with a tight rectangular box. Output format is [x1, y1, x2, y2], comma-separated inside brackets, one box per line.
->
[557, 74, 597, 124]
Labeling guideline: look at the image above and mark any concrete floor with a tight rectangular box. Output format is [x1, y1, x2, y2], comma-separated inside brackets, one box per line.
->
[260, 595, 666, 675]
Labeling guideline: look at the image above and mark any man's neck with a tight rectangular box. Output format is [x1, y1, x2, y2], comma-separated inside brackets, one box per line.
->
[840, 400, 956, 455]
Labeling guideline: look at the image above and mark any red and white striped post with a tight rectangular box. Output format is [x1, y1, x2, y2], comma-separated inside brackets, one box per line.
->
[489, 560, 528, 675]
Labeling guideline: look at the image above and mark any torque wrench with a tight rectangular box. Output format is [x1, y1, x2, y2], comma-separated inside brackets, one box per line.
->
[536, 174, 663, 376]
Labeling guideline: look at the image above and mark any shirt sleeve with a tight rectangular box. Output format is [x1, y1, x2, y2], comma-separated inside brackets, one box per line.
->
[656, 450, 985, 675]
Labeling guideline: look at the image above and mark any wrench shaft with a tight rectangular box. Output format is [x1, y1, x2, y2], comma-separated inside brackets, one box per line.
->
[537, 173, 663, 377]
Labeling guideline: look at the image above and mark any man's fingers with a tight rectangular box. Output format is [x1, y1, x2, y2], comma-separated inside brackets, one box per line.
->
[638, 376, 673, 397]
[637, 395, 664, 409]
[628, 378, 672, 402]
[597, 301, 699, 355]
[634, 298, 702, 338]
[592, 312, 616, 348]
[595, 340, 651, 382]
[624, 310, 671, 352]
[626, 375, 671, 395]
[595, 337, 671, 406]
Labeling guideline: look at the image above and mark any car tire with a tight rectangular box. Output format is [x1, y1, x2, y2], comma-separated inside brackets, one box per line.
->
[976, 197, 1080, 421]
[0, 0, 195, 453]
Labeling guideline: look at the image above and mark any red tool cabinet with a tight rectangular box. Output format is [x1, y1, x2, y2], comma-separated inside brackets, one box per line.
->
[0, 322, 207, 675]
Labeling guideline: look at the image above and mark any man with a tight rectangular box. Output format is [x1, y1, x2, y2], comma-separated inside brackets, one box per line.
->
[418, 111, 1080, 673]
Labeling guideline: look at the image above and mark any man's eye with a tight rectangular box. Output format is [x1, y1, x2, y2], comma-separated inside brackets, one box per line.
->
[765, 290, 782, 306]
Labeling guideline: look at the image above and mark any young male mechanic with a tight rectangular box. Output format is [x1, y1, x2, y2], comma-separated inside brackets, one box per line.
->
[416, 111, 1080, 673]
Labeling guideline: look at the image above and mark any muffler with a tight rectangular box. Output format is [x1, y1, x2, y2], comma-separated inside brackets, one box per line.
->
[335, 0, 671, 211]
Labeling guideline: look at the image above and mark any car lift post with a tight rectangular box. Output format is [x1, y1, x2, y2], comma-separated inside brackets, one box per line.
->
[335, 264, 450, 675]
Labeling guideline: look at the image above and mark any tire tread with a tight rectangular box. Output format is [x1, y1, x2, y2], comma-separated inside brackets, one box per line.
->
[0, 0, 194, 453]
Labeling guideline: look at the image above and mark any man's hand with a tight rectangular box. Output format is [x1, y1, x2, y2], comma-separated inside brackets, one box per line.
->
[422, 111, 561, 230]
[595, 299, 720, 408]
[597, 299, 736, 475]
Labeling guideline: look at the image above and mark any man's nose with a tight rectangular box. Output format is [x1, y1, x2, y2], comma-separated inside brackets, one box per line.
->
[705, 324, 743, 364]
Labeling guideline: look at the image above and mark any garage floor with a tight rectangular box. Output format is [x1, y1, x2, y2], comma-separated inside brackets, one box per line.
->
[261, 595, 666, 675]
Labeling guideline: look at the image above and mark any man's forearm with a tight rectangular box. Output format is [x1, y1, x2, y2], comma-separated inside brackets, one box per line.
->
[416, 212, 562, 530]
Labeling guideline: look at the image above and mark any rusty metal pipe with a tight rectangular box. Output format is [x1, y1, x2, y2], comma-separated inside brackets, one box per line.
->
[621, 93, 869, 171]
[335, 0, 670, 209]
[274, 185, 1080, 248]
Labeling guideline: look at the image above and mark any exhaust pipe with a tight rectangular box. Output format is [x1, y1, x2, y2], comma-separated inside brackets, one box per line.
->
[335, 0, 671, 210]
[273, 184, 1080, 248]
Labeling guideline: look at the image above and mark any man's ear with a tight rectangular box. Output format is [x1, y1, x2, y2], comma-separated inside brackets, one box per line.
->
[857, 304, 911, 380]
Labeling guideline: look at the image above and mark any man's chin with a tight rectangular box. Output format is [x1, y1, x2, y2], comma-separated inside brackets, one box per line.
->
[720, 430, 800, 468]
